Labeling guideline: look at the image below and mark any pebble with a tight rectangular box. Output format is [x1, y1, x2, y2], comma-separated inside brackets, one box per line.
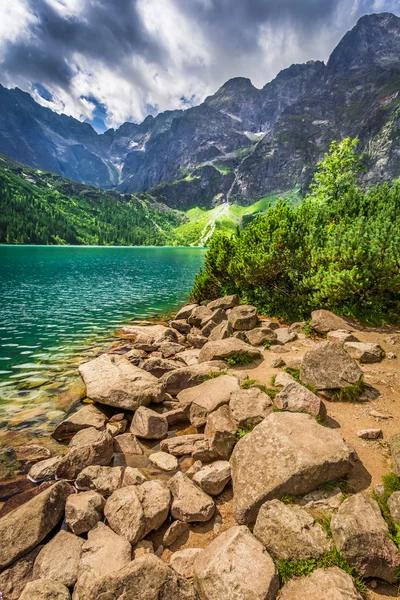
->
[357, 428, 382, 440]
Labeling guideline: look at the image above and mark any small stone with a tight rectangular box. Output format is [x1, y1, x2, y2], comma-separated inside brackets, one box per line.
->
[204, 405, 237, 460]
[75, 465, 124, 496]
[163, 521, 189, 546]
[168, 472, 215, 523]
[113, 432, 144, 455]
[170, 548, 204, 579]
[344, 341, 383, 363]
[369, 409, 392, 419]
[357, 428, 382, 439]
[185, 460, 203, 479]
[28, 456, 61, 482]
[132, 540, 154, 559]
[65, 490, 105, 535]
[149, 451, 179, 472]
[274, 372, 296, 387]
[269, 345, 289, 353]
[130, 406, 168, 440]
[192, 461, 231, 495]
[122, 467, 148, 486]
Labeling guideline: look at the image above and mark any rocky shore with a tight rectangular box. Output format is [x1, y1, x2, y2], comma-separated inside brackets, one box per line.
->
[0, 297, 400, 599]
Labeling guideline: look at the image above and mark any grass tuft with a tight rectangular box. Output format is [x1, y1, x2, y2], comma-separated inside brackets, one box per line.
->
[201, 370, 228, 382]
[280, 495, 295, 504]
[225, 351, 260, 366]
[240, 378, 277, 399]
[371, 472, 400, 540]
[320, 478, 349, 495]
[333, 378, 365, 402]
[236, 426, 253, 440]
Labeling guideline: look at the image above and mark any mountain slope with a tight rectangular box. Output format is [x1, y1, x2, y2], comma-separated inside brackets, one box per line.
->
[0, 12, 399, 206]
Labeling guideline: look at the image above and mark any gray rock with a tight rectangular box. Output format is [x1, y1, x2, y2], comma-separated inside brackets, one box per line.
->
[228, 305, 258, 330]
[161, 361, 227, 395]
[75, 465, 124, 496]
[160, 434, 205, 457]
[65, 490, 105, 535]
[269, 357, 286, 368]
[192, 461, 231, 495]
[0, 481, 73, 569]
[163, 520, 190, 546]
[149, 451, 179, 471]
[187, 332, 208, 348]
[52, 405, 107, 440]
[20, 579, 71, 600]
[275, 328, 297, 344]
[168, 472, 215, 522]
[357, 428, 382, 439]
[204, 405, 237, 459]
[344, 341, 383, 363]
[113, 432, 144, 455]
[327, 330, 358, 345]
[299, 487, 344, 513]
[331, 493, 400, 581]
[230, 387, 273, 428]
[176, 304, 199, 320]
[207, 295, 239, 311]
[198, 337, 261, 364]
[253, 499, 331, 561]
[178, 375, 239, 427]
[33, 531, 83, 587]
[79, 354, 165, 410]
[193, 526, 278, 600]
[142, 357, 182, 377]
[277, 566, 363, 600]
[170, 548, 204, 579]
[311, 310, 352, 334]
[163, 406, 188, 425]
[388, 491, 400, 524]
[230, 412, 355, 524]
[56, 427, 114, 481]
[130, 406, 168, 440]
[274, 381, 325, 417]
[246, 327, 277, 346]
[300, 341, 362, 390]
[208, 321, 233, 342]
[28, 456, 61, 482]
[188, 305, 214, 327]
[170, 320, 192, 334]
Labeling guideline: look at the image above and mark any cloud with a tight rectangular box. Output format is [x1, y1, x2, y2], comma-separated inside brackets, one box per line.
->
[0, 0, 398, 130]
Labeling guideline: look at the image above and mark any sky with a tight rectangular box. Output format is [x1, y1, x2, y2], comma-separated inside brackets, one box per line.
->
[0, 0, 399, 132]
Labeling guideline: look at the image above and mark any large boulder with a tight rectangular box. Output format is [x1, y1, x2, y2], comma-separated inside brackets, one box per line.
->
[300, 342, 362, 391]
[207, 295, 239, 311]
[130, 406, 168, 440]
[208, 321, 233, 342]
[230, 387, 273, 428]
[192, 461, 231, 496]
[246, 327, 277, 346]
[230, 412, 354, 524]
[331, 493, 400, 582]
[52, 405, 107, 440]
[33, 531, 83, 587]
[170, 548, 204, 579]
[176, 304, 199, 320]
[75, 465, 124, 496]
[0, 547, 41, 600]
[177, 375, 239, 427]
[193, 526, 278, 600]
[343, 341, 383, 363]
[0, 481, 73, 569]
[198, 338, 261, 364]
[80, 554, 197, 600]
[161, 361, 227, 395]
[204, 405, 237, 459]
[228, 305, 258, 330]
[20, 579, 70, 600]
[168, 472, 215, 522]
[56, 427, 114, 481]
[274, 381, 325, 417]
[79, 354, 165, 410]
[253, 499, 331, 561]
[65, 491, 105, 535]
[277, 567, 363, 600]
[311, 310, 353, 334]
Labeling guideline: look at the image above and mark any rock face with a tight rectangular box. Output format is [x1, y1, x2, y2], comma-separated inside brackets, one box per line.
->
[277, 566, 363, 600]
[300, 342, 362, 390]
[343, 341, 383, 363]
[253, 499, 331, 561]
[79, 354, 165, 410]
[192, 461, 231, 495]
[204, 405, 237, 459]
[0, 481, 73, 569]
[82, 554, 197, 600]
[65, 490, 105, 535]
[161, 361, 227, 395]
[33, 531, 84, 587]
[199, 337, 261, 363]
[274, 381, 325, 417]
[56, 427, 114, 480]
[130, 406, 168, 439]
[19, 579, 71, 600]
[310, 310, 352, 334]
[168, 472, 215, 522]
[230, 412, 354, 524]
[177, 375, 239, 427]
[230, 387, 273, 428]
[52, 405, 107, 440]
[331, 493, 400, 582]
[228, 305, 258, 330]
[193, 526, 278, 600]
[75, 465, 124, 496]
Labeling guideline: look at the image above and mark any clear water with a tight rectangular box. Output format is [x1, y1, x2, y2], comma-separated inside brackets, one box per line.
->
[0, 245, 205, 431]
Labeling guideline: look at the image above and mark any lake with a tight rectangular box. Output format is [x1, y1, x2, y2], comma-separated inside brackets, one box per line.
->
[0, 245, 205, 433]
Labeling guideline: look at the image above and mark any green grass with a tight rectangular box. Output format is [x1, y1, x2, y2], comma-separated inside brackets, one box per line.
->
[372, 472, 400, 540]
[201, 370, 228, 382]
[320, 478, 349, 495]
[225, 351, 260, 366]
[280, 495, 295, 504]
[239, 378, 277, 398]
[236, 426, 254, 439]
[332, 378, 365, 402]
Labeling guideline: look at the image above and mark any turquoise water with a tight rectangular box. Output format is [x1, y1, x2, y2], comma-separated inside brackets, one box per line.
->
[0, 246, 205, 427]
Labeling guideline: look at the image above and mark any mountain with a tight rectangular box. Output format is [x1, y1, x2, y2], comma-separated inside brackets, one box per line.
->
[0, 12, 400, 208]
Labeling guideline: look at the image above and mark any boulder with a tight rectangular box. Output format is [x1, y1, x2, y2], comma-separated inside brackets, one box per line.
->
[168, 472, 215, 522]
[73, 522, 131, 599]
[246, 327, 277, 346]
[201, 308, 227, 328]
[331, 493, 400, 582]
[159, 341, 186, 357]
[253, 499, 331, 561]
[161, 434, 205, 457]
[176, 304, 199, 320]
[388, 491, 400, 524]
[344, 341, 383, 363]
[33, 531, 83, 587]
[177, 375, 239, 427]
[188, 306, 213, 327]
[56, 427, 114, 481]
[163, 520, 189, 546]
[327, 330, 358, 345]
[175, 349, 200, 366]
[230, 387, 273, 428]
[275, 328, 297, 344]
[28, 456, 61, 482]
[65, 491, 105, 535]
[204, 405, 237, 459]
[230, 412, 354, 524]
[277, 567, 363, 600]
[79, 354, 165, 410]
[170, 548, 204, 579]
[193, 526, 278, 600]
[299, 487, 343, 514]
[311, 310, 353, 334]
[198, 338, 261, 364]
[170, 320, 191, 334]
[80, 554, 197, 600]
[14, 444, 52, 464]
[390, 433, 400, 475]
[192, 461, 231, 495]
[163, 406, 188, 425]
[130, 406, 168, 440]
[135, 480, 171, 534]
[122, 467, 148, 486]
[142, 357, 182, 377]
[0, 547, 41, 600]
[274, 371, 296, 387]
[228, 305, 258, 330]
[0, 481, 73, 569]
[20, 579, 70, 600]
[191, 440, 219, 462]
[207, 295, 239, 311]
[208, 321, 233, 342]
[149, 451, 179, 471]
[161, 361, 227, 395]
[300, 342, 362, 390]
[187, 332, 208, 348]
[113, 432, 144, 455]
[52, 405, 107, 440]
[274, 381, 325, 417]
[75, 465, 124, 496]
[153, 327, 180, 346]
